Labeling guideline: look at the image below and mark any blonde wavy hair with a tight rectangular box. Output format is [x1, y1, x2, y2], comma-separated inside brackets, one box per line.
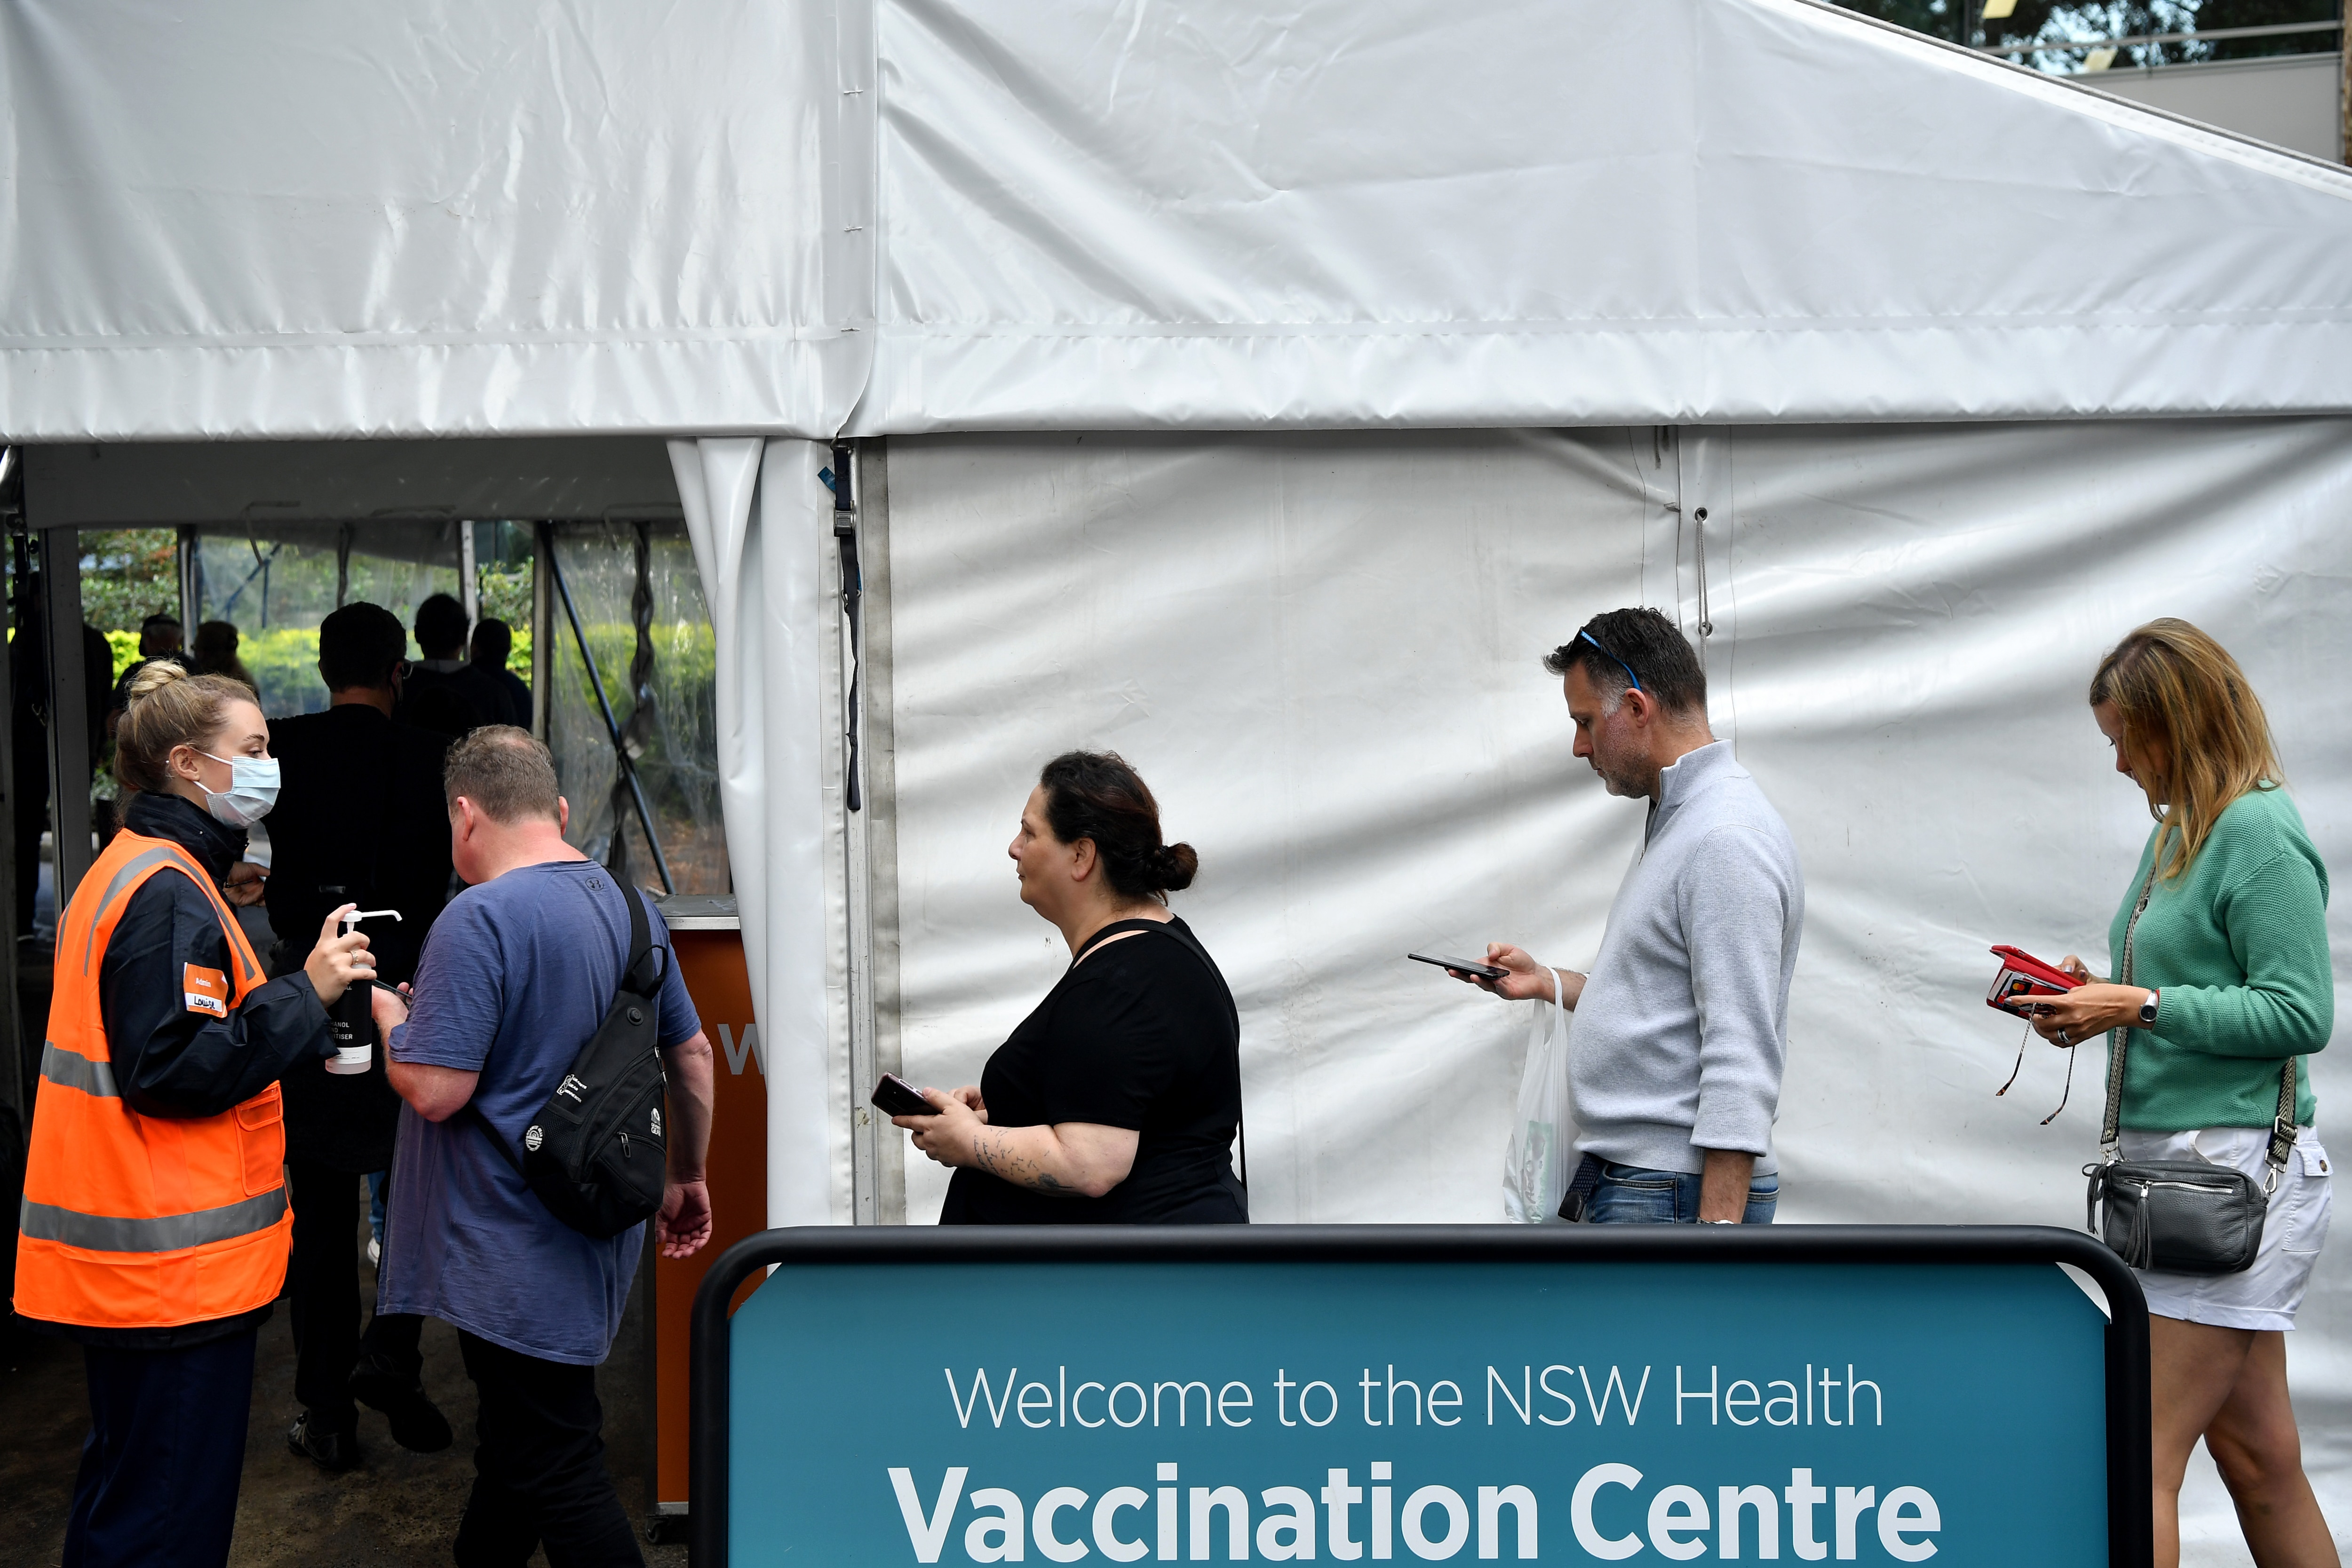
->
[114, 662, 260, 794]
[2088, 618, 2281, 881]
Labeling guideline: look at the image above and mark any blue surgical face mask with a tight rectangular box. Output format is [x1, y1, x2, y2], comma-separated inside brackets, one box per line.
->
[196, 751, 280, 828]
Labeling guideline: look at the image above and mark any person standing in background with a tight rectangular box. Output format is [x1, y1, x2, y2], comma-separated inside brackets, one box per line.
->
[396, 593, 516, 731]
[379, 727, 712, 1567]
[1450, 607, 1803, 1225]
[2024, 620, 2335, 1568]
[107, 613, 193, 727]
[264, 602, 456, 1469]
[470, 617, 532, 729]
[190, 620, 254, 691]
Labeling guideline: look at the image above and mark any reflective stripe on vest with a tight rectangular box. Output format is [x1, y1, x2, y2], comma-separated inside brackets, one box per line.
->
[80, 844, 181, 976]
[14, 829, 288, 1330]
[39, 1040, 117, 1098]
[19, 1188, 288, 1254]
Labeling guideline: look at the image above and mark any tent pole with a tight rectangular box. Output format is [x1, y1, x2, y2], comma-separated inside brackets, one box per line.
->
[850, 441, 903, 1223]
[531, 524, 552, 738]
[39, 529, 94, 911]
[0, 458, 23, 1122]
[176, 526, 199, 633]
[459, 520, 478, 626]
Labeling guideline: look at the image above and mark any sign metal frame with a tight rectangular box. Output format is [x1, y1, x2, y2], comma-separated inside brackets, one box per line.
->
[690, 1225, 2152, 1568]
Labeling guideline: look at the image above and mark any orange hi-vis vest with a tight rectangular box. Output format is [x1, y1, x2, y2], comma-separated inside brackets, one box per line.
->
[15, 829, 291, 1330]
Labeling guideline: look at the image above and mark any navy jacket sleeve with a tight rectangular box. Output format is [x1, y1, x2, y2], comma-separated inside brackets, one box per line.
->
[98, 867, 336, 1119]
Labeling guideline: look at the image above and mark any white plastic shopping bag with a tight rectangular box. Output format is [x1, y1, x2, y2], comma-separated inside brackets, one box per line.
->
[1502, 969, 1578, 1224]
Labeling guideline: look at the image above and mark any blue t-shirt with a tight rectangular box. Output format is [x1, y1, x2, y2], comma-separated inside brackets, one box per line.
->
[379, 858, 700, 1364]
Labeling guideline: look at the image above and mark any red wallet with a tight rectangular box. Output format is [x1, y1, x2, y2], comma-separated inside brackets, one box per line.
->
[1986, 945, 2079, 1016]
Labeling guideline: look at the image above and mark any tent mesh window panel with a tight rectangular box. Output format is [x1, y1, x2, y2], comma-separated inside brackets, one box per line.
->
[191, 524, 465, 720]
[546, 521, 728, 895]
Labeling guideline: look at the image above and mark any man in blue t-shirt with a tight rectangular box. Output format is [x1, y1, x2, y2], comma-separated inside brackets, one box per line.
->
[375, 727, 714, 1568]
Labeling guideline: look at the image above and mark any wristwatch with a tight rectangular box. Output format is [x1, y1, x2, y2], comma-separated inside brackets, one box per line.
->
[2137, 989, 2160, 1028]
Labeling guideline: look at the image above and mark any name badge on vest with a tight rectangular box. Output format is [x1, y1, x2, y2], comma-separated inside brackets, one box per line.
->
[183, 964, 230, 1018]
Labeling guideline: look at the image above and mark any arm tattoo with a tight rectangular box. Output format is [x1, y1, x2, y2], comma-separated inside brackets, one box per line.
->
[970, 1129, 1082, 1196]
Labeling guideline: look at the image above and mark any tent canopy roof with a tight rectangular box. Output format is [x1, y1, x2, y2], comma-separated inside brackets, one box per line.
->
[4, 0, 2348, 442]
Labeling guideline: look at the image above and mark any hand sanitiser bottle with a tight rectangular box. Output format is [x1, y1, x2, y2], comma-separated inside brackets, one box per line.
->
[325, 909, 403, 1075]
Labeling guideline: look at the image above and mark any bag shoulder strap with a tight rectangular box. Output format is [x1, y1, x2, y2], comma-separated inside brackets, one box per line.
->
[619, 882, 664, 996]
[2098, 860, 2161, 1158]
[470, 1103, 526, 1176]
[1073, 916, 1248, 1190]
[2266, 1055, 2299, 1187]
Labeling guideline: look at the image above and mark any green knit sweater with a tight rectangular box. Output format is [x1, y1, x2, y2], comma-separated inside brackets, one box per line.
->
[2104, 785, 2329, 1132]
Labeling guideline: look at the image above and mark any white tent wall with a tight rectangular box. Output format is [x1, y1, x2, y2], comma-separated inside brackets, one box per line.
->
[875, 421, 2352, 1555]
[671, 438, 852, 1227]
[9, 1, 2352, 437]
[854, 0, 2352, 430]
[0, 1, 871, 439]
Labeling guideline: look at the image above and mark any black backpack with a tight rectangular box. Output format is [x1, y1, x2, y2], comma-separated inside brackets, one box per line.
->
[474, 881, 670, 1239]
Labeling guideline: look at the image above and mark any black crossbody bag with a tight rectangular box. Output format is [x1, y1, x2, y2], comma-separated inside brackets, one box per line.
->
[2083, 861, 2295, 1275]
[472, 882, 673, 1239]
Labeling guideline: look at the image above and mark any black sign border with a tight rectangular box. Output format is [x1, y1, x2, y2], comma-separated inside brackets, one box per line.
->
[691, 1225, 2151, 1568]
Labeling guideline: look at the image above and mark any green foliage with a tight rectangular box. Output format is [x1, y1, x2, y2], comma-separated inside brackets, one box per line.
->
[550, 622, 716, 699]
[242, 626, 330, 717]
[103, 630, 142, 682]
[222, 621, 601, 720]
[81, 530, 181, 634]
[478, 562, 533, 630]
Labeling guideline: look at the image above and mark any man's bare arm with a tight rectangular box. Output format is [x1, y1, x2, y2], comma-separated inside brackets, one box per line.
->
[1697, 1147, 1756, 1222]
[387, 1059, 480, 1123]
[655, 1032, 716, 1258]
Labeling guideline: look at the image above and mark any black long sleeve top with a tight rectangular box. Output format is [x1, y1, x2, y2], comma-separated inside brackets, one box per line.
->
[100, 791, 337, 1120]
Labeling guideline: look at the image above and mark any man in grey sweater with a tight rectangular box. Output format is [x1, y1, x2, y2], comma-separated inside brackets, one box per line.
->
[1458, 608, 1803, 1224]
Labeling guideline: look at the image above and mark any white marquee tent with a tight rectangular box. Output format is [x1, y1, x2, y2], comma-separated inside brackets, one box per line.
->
[8, 1, 2352, 1556]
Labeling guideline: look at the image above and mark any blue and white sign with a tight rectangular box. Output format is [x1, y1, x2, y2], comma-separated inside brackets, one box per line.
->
[711, 1234, 2135, 1568]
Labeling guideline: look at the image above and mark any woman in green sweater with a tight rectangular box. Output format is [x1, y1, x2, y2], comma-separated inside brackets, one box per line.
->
[2029, 619, 2335, 1568]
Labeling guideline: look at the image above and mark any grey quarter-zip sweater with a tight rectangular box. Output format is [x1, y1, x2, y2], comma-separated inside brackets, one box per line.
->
[1568, 739, 1804, 1176]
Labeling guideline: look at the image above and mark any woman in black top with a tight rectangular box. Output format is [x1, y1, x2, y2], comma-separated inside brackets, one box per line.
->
[897, 752, 1246, 1224]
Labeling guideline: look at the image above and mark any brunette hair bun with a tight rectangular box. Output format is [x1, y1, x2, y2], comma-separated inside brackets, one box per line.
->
[1038, 751, 1197, 900]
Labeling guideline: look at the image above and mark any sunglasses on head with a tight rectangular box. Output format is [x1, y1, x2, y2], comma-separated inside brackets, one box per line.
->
[1579, 631, 1642, 692]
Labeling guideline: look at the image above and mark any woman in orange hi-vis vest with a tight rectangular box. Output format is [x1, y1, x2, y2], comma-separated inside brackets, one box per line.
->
[16, 663, 376, 1568]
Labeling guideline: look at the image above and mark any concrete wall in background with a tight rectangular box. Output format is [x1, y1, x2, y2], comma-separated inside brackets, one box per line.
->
[2089, 52, 2343, 163]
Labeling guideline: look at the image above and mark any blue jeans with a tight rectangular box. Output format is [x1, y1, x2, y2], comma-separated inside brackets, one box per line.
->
[1585, 1160, 1779, 1225]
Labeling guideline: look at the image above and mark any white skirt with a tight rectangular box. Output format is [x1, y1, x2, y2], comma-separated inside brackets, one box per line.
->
[2117, 1125, 2333, 1331]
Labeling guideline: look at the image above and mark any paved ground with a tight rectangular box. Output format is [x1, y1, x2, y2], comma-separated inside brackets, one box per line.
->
[0, 1196, 684, 1568]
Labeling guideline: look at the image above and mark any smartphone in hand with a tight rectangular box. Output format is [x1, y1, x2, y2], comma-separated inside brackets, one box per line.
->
[871, 1072, 935, 1118]
[1408, 951, 1509, 982]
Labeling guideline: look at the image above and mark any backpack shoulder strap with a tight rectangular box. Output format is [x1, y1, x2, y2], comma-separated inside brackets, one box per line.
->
[619, 883, 666, 997]
[469, 1103, 526, 1176]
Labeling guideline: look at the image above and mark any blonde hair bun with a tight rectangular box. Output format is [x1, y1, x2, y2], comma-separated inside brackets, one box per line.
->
[113, 667, 258, 795]
[125, 659, 194, 704]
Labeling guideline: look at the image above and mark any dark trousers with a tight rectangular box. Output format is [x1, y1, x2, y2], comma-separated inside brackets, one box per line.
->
[286, 1160, 423, 1427]
[66, 1329, 256, 1568]
[453, 1330, 643, 1568]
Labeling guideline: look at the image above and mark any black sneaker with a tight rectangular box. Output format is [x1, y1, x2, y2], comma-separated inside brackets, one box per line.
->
[349, 1352, 454, 1453]
[287, 1411, 360, 1473]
